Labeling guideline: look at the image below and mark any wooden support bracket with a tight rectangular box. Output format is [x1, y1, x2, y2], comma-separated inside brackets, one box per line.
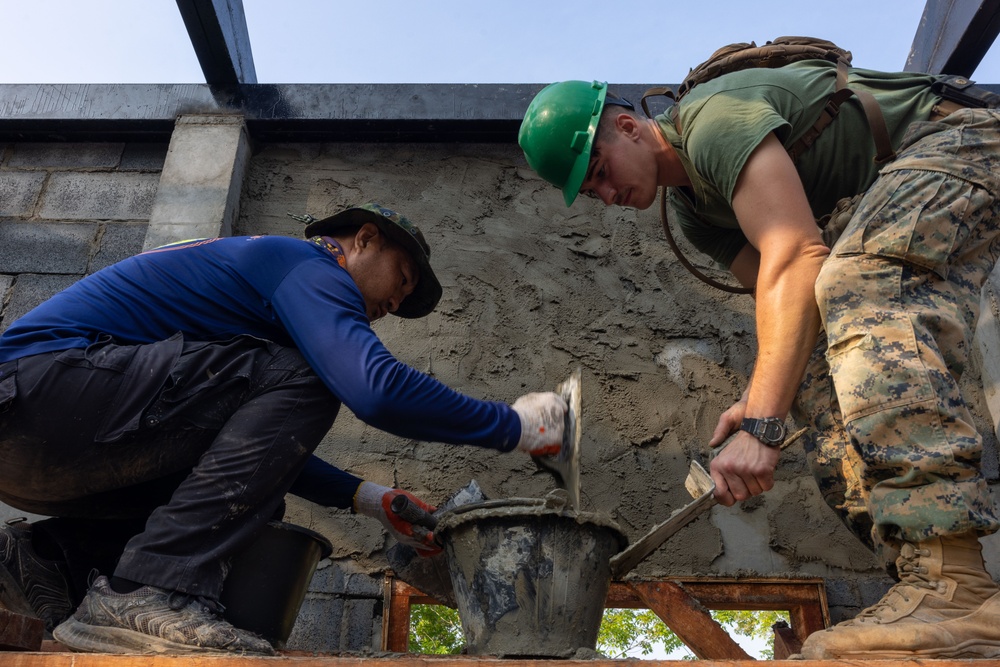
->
[0, 606, 43, 652]
[383, 575, 829, 658]
[631, 580, 750, 659]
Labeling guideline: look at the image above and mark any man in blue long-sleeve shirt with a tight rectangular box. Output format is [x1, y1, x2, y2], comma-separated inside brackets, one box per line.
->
[0, 202, 565, 656]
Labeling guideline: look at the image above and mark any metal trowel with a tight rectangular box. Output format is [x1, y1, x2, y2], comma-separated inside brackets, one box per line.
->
[608, 460, 716, 578]
[607, 427, 805, 578]
[534, 368, 582, 510]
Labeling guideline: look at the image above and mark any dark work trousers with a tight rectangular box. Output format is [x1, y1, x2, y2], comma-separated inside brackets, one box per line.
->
[0, 335, 340, 602]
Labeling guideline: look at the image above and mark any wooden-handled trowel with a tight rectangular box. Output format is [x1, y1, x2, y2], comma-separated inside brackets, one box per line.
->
[534, 368, 582, 510]
[609, 459, 716, 578]
[607, 427, 804, 578]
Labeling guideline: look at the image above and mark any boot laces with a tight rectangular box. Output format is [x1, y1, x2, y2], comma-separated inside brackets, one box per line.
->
[857, 544, 936, 618]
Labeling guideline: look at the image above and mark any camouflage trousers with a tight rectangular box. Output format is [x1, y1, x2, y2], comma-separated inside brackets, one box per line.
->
[792, 109, 1000, 567]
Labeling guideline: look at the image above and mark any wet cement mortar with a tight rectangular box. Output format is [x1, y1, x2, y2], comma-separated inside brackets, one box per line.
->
[235, 141, 919, 649]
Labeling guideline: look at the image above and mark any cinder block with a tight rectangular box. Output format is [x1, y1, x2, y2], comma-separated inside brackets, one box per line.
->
[0, 275, 13, 304]
[120, 144, 169, 172]
[40, 172, 158, 221]
[309, 560, 381, 597]
[343, 572, 382, 597]
[339, 598, 377, 651]
[0, 172, 45, 217]
[827, 605, 858, 625]
[0, 221, 95, 274]
[857, 575, 893, 608]
[10, 143, 124, 169]
[286, 596, 344, 652]
[1, 274, 79, 332]
[309, 562, 346, 594]
[90, 223, 147, 272]
[822, 578, 856, 608]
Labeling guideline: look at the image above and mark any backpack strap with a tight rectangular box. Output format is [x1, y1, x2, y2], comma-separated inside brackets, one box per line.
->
[640, 87, 676, 119]
[658, 189, 754, 295]
[787, 59, 896, 164]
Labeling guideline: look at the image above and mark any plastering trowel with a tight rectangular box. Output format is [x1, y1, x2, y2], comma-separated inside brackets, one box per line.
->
[608, 460, 716, 578]
[534, 368, 582, 510]
[385, 480, 487, 607]
[607, 426, 807, 578]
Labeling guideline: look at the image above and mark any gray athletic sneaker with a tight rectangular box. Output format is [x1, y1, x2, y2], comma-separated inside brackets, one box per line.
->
[52, 575, 274, 655]
[0, 520, 73, 632]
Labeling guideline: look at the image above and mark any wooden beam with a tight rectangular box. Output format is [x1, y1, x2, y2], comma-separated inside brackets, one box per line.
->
[631, 580, 751, 660]
[385, 575, 828, 658]
[772, 620, 803, 660]
[0, 608, 42, 652]
[12, 654, 1000, 667]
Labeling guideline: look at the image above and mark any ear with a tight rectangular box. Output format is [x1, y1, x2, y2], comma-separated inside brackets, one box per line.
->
[354, 222, 381, 250]
[616, 113, 641, 140]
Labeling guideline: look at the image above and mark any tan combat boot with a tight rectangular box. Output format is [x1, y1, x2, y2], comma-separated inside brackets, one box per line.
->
[801, 533, 1000, 659]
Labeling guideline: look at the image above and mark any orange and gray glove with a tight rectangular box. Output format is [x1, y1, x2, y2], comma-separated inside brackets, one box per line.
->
[354, 482, 441, 556]
[512, 391, 567, 457]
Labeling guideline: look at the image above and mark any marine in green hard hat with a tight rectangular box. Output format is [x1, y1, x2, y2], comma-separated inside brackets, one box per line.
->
[518, 63, 1000, 662]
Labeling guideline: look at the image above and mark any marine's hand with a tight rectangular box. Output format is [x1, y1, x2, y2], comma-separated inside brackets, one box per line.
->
[709, 430, 780, 507]
[353, 482, 441, 556]
[512, 391, 568, 456]
[709, 393, 749, 449]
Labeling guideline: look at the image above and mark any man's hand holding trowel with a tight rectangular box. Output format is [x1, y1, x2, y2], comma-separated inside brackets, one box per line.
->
[705, 390, 806, 507]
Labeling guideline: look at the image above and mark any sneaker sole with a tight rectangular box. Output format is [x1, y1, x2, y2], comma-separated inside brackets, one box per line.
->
[53, 618, 267, 656]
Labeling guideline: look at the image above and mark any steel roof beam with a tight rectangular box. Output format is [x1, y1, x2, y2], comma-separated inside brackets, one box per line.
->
[175, 0, 257, 85]
[906, 0, 1000, 76]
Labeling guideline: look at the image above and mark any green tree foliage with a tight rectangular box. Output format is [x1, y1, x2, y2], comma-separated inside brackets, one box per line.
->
[408, 603, 789, 658]
[597, 608, 686, 658]
[408, 604, 464, 655]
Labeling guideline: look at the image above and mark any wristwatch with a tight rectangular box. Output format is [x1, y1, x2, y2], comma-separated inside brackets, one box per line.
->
[740, 417, 787, 447]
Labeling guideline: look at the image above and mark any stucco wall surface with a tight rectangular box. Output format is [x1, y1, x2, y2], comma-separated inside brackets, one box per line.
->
[236, 142, 892, 601]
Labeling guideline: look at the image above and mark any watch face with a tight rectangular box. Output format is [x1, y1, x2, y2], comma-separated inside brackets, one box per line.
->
[762, 421, 785, 442]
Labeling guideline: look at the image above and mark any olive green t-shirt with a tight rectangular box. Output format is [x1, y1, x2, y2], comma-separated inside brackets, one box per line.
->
[657, 59, 941, 267]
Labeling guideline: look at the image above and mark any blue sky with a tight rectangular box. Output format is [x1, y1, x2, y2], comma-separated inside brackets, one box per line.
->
[3, 0, 1000, 85]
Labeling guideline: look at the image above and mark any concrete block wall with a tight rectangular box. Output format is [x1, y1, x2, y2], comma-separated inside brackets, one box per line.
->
[0, 142, 163, 331]
[287, 560, 384, 651]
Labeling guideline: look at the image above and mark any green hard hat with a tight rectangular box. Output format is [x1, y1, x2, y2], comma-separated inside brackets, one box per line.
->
[518, 80, 608, 207]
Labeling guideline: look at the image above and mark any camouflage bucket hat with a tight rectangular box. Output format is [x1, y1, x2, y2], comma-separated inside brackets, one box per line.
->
[304, 203, 443, 318]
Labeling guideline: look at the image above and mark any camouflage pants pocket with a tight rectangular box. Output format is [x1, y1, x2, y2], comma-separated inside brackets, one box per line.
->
[830, 170, 975, 279]
[825, 311, 934, 423]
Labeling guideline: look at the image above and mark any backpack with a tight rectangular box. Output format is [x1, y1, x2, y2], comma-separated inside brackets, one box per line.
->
[641, 36, 895, 164]
[641, 36, 895, 294]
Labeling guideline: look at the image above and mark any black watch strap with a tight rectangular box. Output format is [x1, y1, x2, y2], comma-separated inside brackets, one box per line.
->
[740, 417, 787, 447]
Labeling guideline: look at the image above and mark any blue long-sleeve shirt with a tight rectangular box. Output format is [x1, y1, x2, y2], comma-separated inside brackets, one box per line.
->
[0, 235, 521, 507]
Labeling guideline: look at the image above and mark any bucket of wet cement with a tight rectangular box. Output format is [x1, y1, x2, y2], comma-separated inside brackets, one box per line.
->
[220, 521, 333, 648]
[435, 495, 627, 658]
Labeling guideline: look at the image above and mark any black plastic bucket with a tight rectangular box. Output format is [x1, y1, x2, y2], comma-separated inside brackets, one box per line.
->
[220, 521, 333, 648]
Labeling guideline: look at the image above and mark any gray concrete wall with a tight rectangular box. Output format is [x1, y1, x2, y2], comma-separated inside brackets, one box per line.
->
[3, 134, 1000, 651]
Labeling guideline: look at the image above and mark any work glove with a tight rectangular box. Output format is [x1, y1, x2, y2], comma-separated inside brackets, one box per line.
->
[354, 482, 441, 556]
[512, 391, 567, 457]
